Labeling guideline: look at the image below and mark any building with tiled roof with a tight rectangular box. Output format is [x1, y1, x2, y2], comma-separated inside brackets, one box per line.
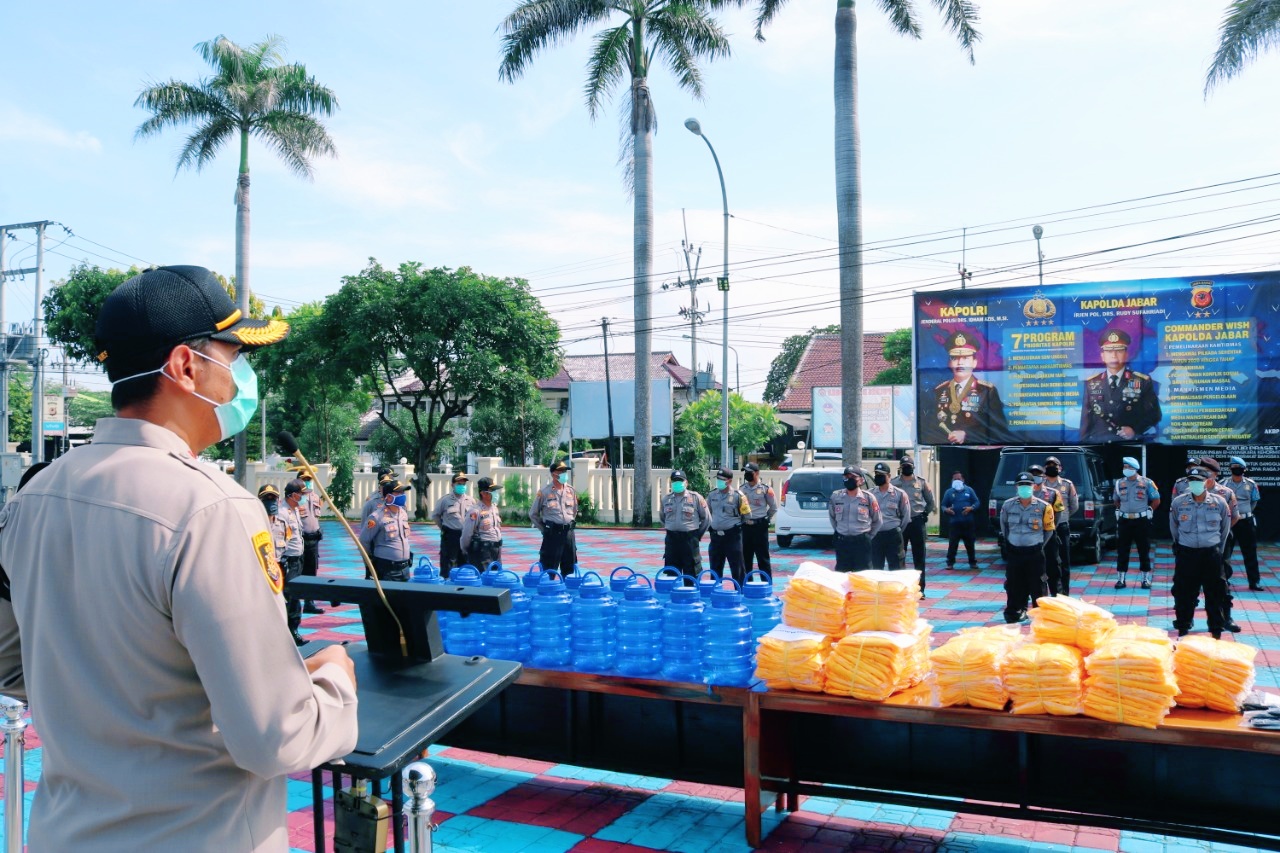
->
[776, 332, 891, 413]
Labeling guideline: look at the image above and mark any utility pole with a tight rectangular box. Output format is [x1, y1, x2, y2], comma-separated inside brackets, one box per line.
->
[0, 228, 7, 453]
[600, 318, 621, 525]
[31, 223, 45, 464]
[61, 358, 68, 456]
[0, 221, 54, 463]
[662, 212, 709, 400]
[958, 226, 972, 289]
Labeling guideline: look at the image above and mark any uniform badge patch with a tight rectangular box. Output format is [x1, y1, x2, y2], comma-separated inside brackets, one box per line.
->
[252, 530, 284, 595]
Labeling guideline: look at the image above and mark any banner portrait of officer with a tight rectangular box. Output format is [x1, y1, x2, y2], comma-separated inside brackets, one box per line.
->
[1080, 328, 1161, 442]
[919, 332, 1013, 446]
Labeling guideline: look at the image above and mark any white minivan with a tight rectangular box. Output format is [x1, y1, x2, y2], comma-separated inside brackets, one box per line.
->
[773, 467, 846, 548]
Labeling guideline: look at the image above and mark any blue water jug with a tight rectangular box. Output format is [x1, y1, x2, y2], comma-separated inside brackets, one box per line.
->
[616, 575, 663, 676]
[564, 571, 584, 599]
[522, 562, 545, 592]
[702, 578, 755, 687]
[485, 570, 531, 663]
[742, 570, 783, 644]
[697, 568, 720, 600]
[443, 565, 486, 657]
[481, 562, 504, 586]
[412, 555, 444, 584]
[654, 567, 681, 604]
[530, 571, 573, 668]
[571, 571, 618, 673]
[661, 575, 705, 683]
[609, 566, 637, 603]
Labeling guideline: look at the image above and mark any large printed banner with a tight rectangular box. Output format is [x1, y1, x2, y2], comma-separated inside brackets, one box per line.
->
[811, 386, 915, 449]
[914, 271, 1280, 446]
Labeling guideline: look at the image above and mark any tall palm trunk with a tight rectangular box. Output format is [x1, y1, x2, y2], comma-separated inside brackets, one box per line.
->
[631, 77, 655, 526]
[835, 0, 863, 465]
[233, 129, 252, 487]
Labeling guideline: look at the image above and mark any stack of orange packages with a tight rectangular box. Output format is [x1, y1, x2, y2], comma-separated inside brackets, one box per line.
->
[845, 569, 921, 633]
[754, 625, 831, 693]
[1029, 596, 1117, 653]
[1173, 636, 1257, 713]
[1004, 642, 1085, 716]
[930, 625, 1021, 710]
[781, 562, 849, 637]
[825, 620, 931, 701]
[1082, 639, 1178, 729]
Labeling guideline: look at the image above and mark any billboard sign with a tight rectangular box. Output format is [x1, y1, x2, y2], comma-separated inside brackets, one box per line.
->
[913, 271, 1280, 446]
[569, 378, 673, 439]
[810, 386, 915, 449]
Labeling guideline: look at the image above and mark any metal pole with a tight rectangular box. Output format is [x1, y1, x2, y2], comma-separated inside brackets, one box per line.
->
[31, 223, 44, 464]
[61, 358, 68, 456]
[1, 696, 28, 853]
[693, 132, 730, 467]
[601, 318, 621, 525]
[0, 229, 7, 455]
[402, 761, 437, 853]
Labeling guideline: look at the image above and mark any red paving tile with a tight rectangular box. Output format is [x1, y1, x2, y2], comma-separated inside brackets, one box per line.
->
[468, 778, 651, 836]
[660, 779, 746, 800]
[570, 840, 663, 852]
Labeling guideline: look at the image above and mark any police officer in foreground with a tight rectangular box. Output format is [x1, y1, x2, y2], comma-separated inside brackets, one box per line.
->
[707, 467, 750, 583]
[462, 477, 504, 569]
[0, 264, 357, 850]
[1200, 458, 1243, 633]
[870, 462, 911, 574]
[1113, 457, 1160, 590]
[295, 471, 325, 613]
[360, 478, 414, 581]
[660, 470, 711, 574]
[829, 466, 882, 571]
[999, 472, 1054, 624]
[281, 480, 308, 637]
[1169, 467, 1231, 638]
[891, 456, 935, 577]
[740, 462, 778, 576]
[431, 472, 475, 577]
[530, 459, 578, 576]
[1224, 456, 1264, 591]
[1043, 456, 1078, 593]
[259, 484, 304, 645]
[1029, 464, 1066, 596]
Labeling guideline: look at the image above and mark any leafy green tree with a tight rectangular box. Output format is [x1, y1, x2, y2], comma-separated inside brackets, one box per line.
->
[870, 328, 912, 385]
[328, 442, 356, 514]
[672, 442, 711, 497]
[323, 261, 560, 517]
[1206, 1, 1280, 92]
[499, 0, 741, 527]
[67, 390, 113, 427]
[8, 369, 31, 446]
[754, 1, 978, 463]
[135, 34, 338, 486]
[763, 323, 839, 404]
[468, 383, 561, 466]
[675, 390, 783, 464]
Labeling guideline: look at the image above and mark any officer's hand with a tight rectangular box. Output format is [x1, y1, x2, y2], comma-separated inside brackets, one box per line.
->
[1118, 427, 1135, 439]
[948, 430, 966, 444]
[962, 507, 973, 515]
[307, 644, 357, 690]
[945, 508, 954, 515]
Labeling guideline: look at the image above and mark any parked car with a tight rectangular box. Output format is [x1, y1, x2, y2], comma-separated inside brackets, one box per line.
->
[774, 467, 846, 547]
[777, 451, 843, 471]
[988, 446, 1117, 564]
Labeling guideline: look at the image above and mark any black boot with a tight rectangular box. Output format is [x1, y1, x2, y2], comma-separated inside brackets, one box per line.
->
[1115, 574, 1127, 590]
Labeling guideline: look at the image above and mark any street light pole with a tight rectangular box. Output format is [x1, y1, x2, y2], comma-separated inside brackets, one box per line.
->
[685, 117, 730, 466]
[1033, 224, 1044, 287]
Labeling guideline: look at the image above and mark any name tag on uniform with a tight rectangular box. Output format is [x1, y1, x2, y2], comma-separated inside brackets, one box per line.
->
[1179, 513, 1190, 523]
[1030, 520, 1040, 531]
[856, 506, 869, 521]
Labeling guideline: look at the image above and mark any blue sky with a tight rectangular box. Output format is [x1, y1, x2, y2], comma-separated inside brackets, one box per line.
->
[4, 1, 1280, 398]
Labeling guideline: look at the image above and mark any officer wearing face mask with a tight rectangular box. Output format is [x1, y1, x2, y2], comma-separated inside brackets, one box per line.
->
[707, 467, 751, 583]
[1042, 456, 1078, 593]
[462, 477, 504, 569]
[829, 466, 882, 571]
[941, 471, 980, 571]
[294, 471, 325, 614]
[362, 469, 394, 525]
[431, 472, 475, 578]
[1028, 465, 1066, 596]
[891, 456, 935, 577]
[999, 472, 1054, 623]
[0, 265, 357, 851]
[281, 480, 308, 637]
[740, 463, 778, 576]
[1112, 457, 1160, 590]
[530, 459, 578, 576]
[1169, 468, 1231, 638]
[870, 462, 911, 575]
[660, 470, 711, 573]
[1224, 456, 1264, 591]
[258, 484, 303, 645]
[361, 479, 414, 581]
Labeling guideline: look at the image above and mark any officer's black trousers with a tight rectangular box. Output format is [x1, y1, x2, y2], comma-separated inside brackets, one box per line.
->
[1041, 526, 1062, 595]
[1054, 523, 1070, 593]
[282, 556, 303, 633]
[1224, 518, 1260, 587]
[538, 523, 576, 574]
[372, 556, 412, 583]
[470, 540, 503, 571]
[834, 532, 872, 572]
[946, 521, 977, 568]
[1003, 543, 1048, 622]
[904, 515, 927, 573]
[742, 520, 772, 576]
[663, 530, 702, 574]
[1172, 545, 1228, 633]
[870, 529, 904, 572]
[301, 534, 321, 605]
[1115, 518, 1152, 576]
[708, 527, 745, 584]
[438, 527, 465, 578]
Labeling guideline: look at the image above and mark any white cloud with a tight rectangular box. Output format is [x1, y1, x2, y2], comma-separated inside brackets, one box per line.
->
[0, 105, 101, 152]
[313, 137, 454, 211]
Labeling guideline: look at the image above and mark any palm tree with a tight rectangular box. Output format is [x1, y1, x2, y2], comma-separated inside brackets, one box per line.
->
[1206, 0, 1280, 93]
[135, 35, 338, 486]
[754, 1, 978, 463]
[500, 1, 740, 527]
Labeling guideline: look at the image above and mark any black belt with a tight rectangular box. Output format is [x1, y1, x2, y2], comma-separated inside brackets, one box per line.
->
[544, 522, 574, 531]
[1178, 545, 1219, 553]
[713, 527, 741, 536]
[302, 531, 322, 540]
[377, 557, 412, 568]
[1008, 543, 1043, 552]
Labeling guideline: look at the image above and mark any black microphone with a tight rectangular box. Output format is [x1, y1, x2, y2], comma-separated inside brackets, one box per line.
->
[277, 431, 300, 456]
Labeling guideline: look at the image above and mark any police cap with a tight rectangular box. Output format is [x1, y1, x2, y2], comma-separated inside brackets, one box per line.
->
[1028, 463, 1045, 475]
[1045, 456, 1062, 467]
[1230, 456, 1247, 470]
[476, 477, 495, 492]
[1186, 468, 1208, 482]
[945, 331, 979, 357]
[258, 483, 281, 499]
[1015, 471, 1034, 485]
[743, 462, 759, 473]
[284, 478, 306, 496]
[1198, 457, 1221, 475]
[874, 462, 891, 474]
[842, 465, 858, 477]
[671, 470, 687, 482]
[1100, 328, 1131, 351]
[716, 467, 733, 480]
[550, 459, 569, 473]
[1122, 457, 1140, 470]
[452, 472, 469, 484]
[381, 478, 412, 495]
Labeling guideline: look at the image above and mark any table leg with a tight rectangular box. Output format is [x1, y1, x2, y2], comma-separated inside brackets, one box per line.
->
[744, 692, 763, 848]
[312, 768, 326, 853]
[392, 769, 406, 853]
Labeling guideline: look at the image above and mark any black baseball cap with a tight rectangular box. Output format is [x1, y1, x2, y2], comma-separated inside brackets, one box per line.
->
[477, 477, 495, 492]
[258, 483, 281, 499]
[452, 472, 469, 484]
[284, 478, 306, 496]
[1187, 467, 1207, 482]
[381, 478, 412, 495]
[95, 265, 289, 381]
[743, 462, 759, 473]
[874, 462, 890, 474]
[1028, 463, 1045, 475]
[550, 459, 568, 473]
[1016, 471, 1034, 485]
[716, 467, 733, 480]
[671, 470, 687, 482]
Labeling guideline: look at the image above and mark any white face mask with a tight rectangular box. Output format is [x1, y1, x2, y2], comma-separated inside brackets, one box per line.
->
[1123, 468, 1137, 478]
[953, 479, 964, 488]
[111, 349, 258, 441]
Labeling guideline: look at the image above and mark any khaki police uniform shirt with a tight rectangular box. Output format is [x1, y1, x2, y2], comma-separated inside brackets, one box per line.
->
[890, 475, 935, 518]
[1169, 492, 1231, 549]
[828, 489, 883, 537]
[1000, 496, 1056, 546]
[0, 418, 357, 852]
[1115, 475, 1158, 516]
[1209, 482, 1240, 524]
[267, 511, 288, 560]
[1226, 476, 1261, 516]
[431, 493, 475, 531]
[360, 502, 413, 561]
[1045, 476, 1079, 519]
[661, 491, 710, 534]
[360, 490, 385, 526]
[708, 486, 751, 532]
[875, 484, 911, 532]
[741, 480, 778, 524]
[297, 490, 322, 535]
[530, 482, 577, 530]
[282, 502, 305, 557]
[461, 501, 503, 551]
[1031, 484, 1065, 518]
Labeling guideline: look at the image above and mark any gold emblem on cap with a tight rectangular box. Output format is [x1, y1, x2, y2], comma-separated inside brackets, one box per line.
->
[214, 309, 243, 332]
[955, 334, 966, 346]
